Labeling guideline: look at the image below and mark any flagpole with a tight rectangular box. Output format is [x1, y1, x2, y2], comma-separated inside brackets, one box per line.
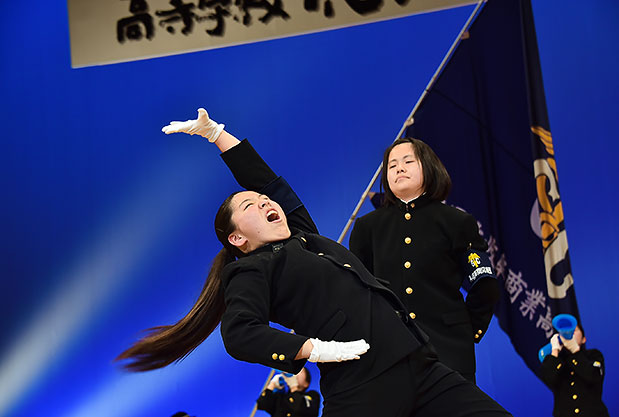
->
[336, 0, 487, 244]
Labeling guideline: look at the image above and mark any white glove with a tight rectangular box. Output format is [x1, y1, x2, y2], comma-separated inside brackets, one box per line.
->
[550, 334, 562, 352]
[268, 374, 284, 390]
[560, 334, 580, 353]
[307, 338, 370, 363]
[161, 108, 225, 143]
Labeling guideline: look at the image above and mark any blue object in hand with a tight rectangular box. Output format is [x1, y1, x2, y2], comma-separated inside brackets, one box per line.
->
[538, 314, 577, 362]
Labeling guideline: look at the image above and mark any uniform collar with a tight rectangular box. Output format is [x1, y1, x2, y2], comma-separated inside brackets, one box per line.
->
[396, 193, 431, 212]
[244, 231, 307, 256]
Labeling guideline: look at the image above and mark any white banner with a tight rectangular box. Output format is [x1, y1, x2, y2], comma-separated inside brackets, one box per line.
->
[68, 0, 475, 68]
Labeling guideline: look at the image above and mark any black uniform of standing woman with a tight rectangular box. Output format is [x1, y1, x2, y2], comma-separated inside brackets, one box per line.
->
[117, 109, 510, 417]
[349, 138, 500, 382]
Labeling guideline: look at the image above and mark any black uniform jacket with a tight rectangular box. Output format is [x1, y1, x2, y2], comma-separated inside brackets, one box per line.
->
[257, 389, 321, 417]
[219, 140, 429, 398]
[349, 196, 499, 376]
[540, 348, 609, 417]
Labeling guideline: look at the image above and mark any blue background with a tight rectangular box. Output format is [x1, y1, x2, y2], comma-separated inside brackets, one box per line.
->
[1, 1, 617, 416]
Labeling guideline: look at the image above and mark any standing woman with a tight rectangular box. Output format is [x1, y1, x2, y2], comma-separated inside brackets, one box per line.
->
[349, 138, 499, 383]
[117, 109, 510, 417]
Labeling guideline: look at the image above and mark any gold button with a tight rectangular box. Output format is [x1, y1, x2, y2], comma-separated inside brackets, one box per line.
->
[477, 330, 483, 335]
[410, 202, 415, 208]
[318, 252, 324, 256]
[272, 353, 278, 360]
[409, 312, 416, 319]
[572, 359, 578, 365]
[287, 414, 291, 417]
[301, 237, 307, 242]
[404, 213, 411, 220]
[406, 287, 413, 294]
[279, 354, 285, 361]
[573, 394, 578, 400]
[474, 334, 480, 339]
[575, 409, 580, 414]
[261, 392, 266, 396]
[404, 261, 411, 269]
[343, 263, 351, 268]
[289, 397, 294, 403]
[570, 371, 575, 375]
[404, 237, 412, 244]
[557, 363, 562, 369]
[570, 381, 575, 386]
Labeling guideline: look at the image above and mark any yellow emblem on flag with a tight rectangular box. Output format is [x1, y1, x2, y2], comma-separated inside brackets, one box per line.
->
[468, 252, 481, 268]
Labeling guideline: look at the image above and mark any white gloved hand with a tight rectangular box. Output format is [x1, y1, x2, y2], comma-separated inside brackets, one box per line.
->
[268, 374, 284, 391]
[560, 334, 580, 353]
[161, 108, 225, 143]
[307, 338, 370, 363]
[550, 334, 562, 352]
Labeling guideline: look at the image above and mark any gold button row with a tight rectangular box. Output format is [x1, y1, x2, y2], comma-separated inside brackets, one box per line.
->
[271, 353, 286, 361]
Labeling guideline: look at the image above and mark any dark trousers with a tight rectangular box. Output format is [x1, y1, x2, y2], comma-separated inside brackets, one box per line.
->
[322, 346, 511, 417]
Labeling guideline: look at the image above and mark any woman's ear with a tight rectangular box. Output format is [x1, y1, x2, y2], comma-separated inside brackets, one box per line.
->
[228, 232, 247, 249]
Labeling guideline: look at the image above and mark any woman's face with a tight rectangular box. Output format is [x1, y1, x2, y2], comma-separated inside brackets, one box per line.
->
[228, 191, 291, 253]
[387, 143, 424, 202]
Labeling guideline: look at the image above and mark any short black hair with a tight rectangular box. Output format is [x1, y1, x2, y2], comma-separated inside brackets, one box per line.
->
[380, 137, 451, 206]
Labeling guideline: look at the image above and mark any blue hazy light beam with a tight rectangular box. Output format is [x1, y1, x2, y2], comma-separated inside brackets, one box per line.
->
[0, 149, 210, 416]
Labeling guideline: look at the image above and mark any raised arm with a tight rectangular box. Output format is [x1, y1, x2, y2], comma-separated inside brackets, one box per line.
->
[162, 108, 318, 234]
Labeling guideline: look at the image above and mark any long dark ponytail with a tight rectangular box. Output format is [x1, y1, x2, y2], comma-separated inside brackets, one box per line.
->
[116, 192, 244, 371]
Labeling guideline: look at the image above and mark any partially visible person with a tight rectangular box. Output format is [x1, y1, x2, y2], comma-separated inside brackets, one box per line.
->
[349, 137, 499, 383]
[540, 324, 610, 417]
[257, 368, 320, 417]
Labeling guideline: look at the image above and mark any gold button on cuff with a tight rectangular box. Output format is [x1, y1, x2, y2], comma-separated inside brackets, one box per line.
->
[404, 261, 411, 269]
[272, 353, 278, 360]
[575, 409, 580, 414]
[279, 354, 285, 361]
[404, 213, 412, 220]
[409, 312, 416, 319]
[343, 263, 351, 268]
[477, 330, 483, 335]
[474, 334, 480, 339]
[404, 237, 412, 244]
[406, 287, 413, 295]
[573, 394, 578, 400]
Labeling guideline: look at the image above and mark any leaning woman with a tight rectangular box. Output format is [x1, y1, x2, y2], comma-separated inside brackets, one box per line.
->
[117, 108, 510, 417]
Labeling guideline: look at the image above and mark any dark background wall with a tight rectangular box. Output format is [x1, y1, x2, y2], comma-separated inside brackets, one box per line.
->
[1, 1, 617, 416]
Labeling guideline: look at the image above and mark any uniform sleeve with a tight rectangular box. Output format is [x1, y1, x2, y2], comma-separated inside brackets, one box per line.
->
[539, 354, 564, 390]
[220, 139, 318, 234]
[256, 389, 278, 414]
[220, 265, 309, 374]
[456, 214, 499, 342]
[349, 217, 374, 275]
[570, 349, 605, 385]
